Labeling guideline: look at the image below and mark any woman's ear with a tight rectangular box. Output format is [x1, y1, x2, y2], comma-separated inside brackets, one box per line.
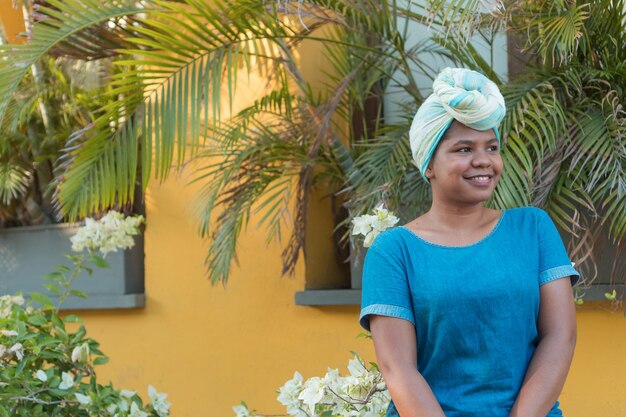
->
[425, 166, 433, 179]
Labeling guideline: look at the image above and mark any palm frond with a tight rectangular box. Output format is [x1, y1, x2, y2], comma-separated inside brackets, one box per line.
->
[192, 111, 307, 283]
[0, 162, 31, 205]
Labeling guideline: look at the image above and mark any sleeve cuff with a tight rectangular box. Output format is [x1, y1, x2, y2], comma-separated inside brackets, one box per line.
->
[539, 265, 580, 287]
[359, 303, 416, 332]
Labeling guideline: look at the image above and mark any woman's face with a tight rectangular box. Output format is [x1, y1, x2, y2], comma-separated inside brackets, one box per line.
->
[426, 120, 502, 206]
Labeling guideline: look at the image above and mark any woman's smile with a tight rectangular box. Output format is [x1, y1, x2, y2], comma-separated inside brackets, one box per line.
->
[463, 173, 495, 186]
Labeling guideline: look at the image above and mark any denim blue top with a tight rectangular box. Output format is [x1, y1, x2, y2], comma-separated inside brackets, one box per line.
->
[359, 207, 579, 417]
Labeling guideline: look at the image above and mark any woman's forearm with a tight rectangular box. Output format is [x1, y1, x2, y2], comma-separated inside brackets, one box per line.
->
[509, 334, 576, 417]
[383, 366, 446, 417]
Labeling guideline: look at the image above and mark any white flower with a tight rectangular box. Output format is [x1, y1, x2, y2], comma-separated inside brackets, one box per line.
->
[8, 343, 24, 360]
[129, 402, 149, 417]
[71, 343, 90, 363]
[148, 385, 171, 417]
[272, 355, 390, 417]
[116, 389, 136, 412]
[351, 215, 376, 236]
[59, 372, 74, 390]
[120, 389, 136, 398]
[351, 204, 399, 247]
[363, 230, 379, 247]
[0, 329, 18, 337]
[347, 355, 367, 379]
[277, 371, 305, 415]
[0, 295, 25, 319]
[232, 404, 250, 417]
[35, 370, 48, 382]
[298, 377, 326, 414]
[118, 399, 130, 412]
[75, 392, 92, 405]
[0, 344, 6, 358]
[70, 211, 144, 256]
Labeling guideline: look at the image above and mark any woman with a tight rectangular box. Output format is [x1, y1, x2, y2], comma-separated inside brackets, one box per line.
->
[359, 67, 579, 417]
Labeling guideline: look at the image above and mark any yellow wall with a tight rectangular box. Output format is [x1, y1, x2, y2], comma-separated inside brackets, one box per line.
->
[0, 3, 24, 42]
[2, 5, 626, 417]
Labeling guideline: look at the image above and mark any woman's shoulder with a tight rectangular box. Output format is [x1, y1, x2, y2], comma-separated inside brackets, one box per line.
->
[501, 206, 556, 237]
[504, 205, 549, 221]
[369, 226, 406, 249]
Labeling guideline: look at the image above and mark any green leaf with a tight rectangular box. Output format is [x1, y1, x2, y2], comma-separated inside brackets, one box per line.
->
[93, 357, 110, 365]
[55, 265, 73, 274]
[41, 272, 66, 283]
[604, 290, 617, 301]
[29, 292, 54, 308]
[62, 254, 84, 263]
[27, 315, 49, 326]
[43, 283, 63, 296]
[69, 290, 89, 299]
[48, 388, 69, 398]
[63, 314, 83, 323]
[89, 255, 110, 269]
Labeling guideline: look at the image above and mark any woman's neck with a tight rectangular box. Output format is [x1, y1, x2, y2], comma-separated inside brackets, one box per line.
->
[425, 202, 494, 231]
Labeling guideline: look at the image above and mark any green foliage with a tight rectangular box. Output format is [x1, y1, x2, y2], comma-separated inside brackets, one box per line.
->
[0, 53, 121, 226]
[0, 294, 167, 416]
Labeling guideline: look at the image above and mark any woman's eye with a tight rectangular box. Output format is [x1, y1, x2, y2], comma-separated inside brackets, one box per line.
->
[488, 146, 499, 152]
[457, 147, 470, 153]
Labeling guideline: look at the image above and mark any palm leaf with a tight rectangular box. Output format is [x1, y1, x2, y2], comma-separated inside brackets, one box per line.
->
[0, 162, 31, 204]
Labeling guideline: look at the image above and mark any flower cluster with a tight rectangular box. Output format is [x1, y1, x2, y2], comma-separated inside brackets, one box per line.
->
[70, 211, 145, 256]
[234, 354, 390, 417]
[0, 295, 171, 417]
[0, 294, 24, 318]
[76, 386, 170, 417]
[351, 204, 400, 247]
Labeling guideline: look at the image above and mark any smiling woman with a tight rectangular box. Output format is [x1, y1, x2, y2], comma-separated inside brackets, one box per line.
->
[359, 67, 580, 417]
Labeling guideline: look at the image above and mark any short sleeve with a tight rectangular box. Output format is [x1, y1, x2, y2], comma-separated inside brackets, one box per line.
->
[359, 231, 415, 331]
[536, 209, 580, 287]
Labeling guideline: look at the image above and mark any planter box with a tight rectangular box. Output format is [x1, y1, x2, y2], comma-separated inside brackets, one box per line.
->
[0, 223, 145, 310]
[349, 236, 368, 290]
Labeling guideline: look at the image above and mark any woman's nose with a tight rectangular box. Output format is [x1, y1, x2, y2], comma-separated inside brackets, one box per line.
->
[471, 150, 492, 167]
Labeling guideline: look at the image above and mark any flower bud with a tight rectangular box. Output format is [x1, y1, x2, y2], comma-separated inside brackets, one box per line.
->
[71, 343, 90, 363]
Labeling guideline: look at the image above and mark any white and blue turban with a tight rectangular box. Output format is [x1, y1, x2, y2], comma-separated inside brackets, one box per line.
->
[409, 67, 506, 182]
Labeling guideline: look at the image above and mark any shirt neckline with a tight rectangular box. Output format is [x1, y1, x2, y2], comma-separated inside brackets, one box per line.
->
[399, 209, 507, 249]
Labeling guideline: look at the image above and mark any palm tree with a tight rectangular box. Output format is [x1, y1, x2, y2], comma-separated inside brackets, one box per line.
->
[1, 0, 624, 292]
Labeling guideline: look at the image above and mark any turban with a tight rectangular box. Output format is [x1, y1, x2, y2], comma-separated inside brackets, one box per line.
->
[409, 67, 506, 182]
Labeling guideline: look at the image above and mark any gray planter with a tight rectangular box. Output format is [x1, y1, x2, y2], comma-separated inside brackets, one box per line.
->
[0, 223, 145, 310]
[349, 236, 368, 289]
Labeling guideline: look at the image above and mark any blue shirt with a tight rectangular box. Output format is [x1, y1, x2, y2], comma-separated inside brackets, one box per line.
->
[359, 207, 579, 417]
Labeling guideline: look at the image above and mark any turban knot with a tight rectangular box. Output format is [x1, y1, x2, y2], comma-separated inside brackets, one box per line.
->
[409, 67, 506, 182]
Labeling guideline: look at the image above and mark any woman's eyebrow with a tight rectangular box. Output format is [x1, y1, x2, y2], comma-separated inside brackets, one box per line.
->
[452, 138, 498, 146]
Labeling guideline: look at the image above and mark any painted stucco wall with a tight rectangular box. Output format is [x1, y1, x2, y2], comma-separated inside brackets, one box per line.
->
[0, 3, 23, 43]
[1, 5, 625, 416]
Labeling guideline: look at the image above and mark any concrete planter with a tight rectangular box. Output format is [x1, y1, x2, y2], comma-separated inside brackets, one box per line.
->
[349, 236, 368, 290]
[0, 223, 145, 310]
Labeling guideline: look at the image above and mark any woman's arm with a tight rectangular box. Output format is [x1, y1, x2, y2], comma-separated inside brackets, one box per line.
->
[509, 277, 577, 417]
[370, 315, 446, 417]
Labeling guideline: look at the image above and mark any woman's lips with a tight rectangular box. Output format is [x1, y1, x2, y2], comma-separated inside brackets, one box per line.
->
[464, 175, 493, 186]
